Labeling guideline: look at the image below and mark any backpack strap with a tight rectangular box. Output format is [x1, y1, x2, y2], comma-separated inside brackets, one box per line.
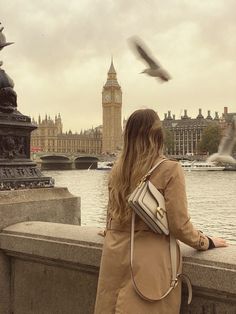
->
[130, 212, 181, 301]
[130, 212, 192, 303]
[139, 158, 167, 184]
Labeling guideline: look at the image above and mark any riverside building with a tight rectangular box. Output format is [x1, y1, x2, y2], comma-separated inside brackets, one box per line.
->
[31, 114, 102, 154]
[162, 107, 234, 156]
[31, 57, 234, 158]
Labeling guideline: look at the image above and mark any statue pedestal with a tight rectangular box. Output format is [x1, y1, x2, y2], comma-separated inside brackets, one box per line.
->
[0, 111, 53, 190]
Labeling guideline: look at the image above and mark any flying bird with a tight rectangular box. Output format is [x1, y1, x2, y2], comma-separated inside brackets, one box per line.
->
[0, 23, 14, 50]
[207, 116, 236, 164]
[128, 36, 171, 82]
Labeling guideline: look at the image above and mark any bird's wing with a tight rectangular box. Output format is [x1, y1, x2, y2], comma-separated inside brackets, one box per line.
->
[218, 116, 236, 155]
[155, 68, 171, 81]
[207, 153, 236, 164]
[134, 42, 160, 69]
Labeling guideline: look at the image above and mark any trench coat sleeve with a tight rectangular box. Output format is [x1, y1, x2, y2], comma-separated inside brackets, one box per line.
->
[98, 185, 112, 237]
[164, 162, 209, 250]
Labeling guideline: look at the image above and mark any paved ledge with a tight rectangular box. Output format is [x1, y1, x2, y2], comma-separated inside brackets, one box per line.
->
[181, 243, 236, 295]
[181, 243, 236, 270]
[0, 222, 103, 267]
[0, 222, 235, 283]
[0, 187, 75, 204]
[0, 188, 81, 230]
[0, 221, 235, 314]
[1, 221, 103, 248]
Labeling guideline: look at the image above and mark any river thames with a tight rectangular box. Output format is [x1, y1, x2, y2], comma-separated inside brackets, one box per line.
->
[43, 169, 236, 244]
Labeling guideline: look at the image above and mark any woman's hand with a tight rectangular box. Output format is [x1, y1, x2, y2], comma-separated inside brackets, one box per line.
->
[210, 237, 228, 248]
[98, 229, 106, 237]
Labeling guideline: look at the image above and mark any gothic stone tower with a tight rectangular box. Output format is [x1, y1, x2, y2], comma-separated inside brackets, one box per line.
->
[102, 60, 122, 154]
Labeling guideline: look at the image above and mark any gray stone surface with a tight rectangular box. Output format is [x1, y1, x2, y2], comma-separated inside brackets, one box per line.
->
[12, 259, 98, 314]
[0, 252, 11, 314]
[181, 286, 236, 314]
[0, 222, 235, 314]
[1, 222, 103, 267]
[181, 243, 236, 269]
[180, 245, 236, 314]
[181, 244, 236, 294]
[0, 187, 81, 314]
[0, 187, 81, 230]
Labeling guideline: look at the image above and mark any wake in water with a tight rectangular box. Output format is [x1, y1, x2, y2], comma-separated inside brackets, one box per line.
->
[207, 116, 236, 164]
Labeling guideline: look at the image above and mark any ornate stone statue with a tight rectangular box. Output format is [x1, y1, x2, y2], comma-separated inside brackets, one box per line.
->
[0, 23, 16, 114]
[0, 23, 53, 190]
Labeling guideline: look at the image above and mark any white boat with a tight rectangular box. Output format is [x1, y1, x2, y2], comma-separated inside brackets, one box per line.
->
[97, 162, 113, 170]
[180, 160, 225, 171]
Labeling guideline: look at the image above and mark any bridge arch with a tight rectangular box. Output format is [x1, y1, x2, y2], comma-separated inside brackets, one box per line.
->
[40, 155, 72, 170]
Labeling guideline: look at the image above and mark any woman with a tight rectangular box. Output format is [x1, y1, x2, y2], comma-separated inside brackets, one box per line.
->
[94, 109, 227, 314]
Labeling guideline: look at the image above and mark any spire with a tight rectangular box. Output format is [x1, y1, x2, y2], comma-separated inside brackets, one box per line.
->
[108, 56, 116, 76]
[214, 111, 219, 120]
[206, 110, 212, 120]
[182, 109, 190, 119]
[104, 57, 120, 88]
[197, 108, 204, 119]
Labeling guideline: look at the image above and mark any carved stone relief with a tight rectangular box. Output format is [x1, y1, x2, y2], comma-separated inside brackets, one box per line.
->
[0, 135, 27, 159]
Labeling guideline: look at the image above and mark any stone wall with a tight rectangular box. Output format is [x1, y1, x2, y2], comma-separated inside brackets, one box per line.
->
[0, 187, 81, 230]
[0, 221, 235, 314]
[0, 187, 81, 314]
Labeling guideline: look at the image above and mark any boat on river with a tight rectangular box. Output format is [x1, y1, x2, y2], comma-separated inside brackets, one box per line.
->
[97, 162, 113, 170]
[180, 160, 225, 171]
[224, 164, 236, 171]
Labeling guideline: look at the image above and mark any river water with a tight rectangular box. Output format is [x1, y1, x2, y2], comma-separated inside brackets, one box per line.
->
[43, 169, 236, 244]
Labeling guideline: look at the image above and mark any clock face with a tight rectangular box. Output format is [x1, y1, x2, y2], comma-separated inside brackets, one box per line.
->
[104, 93, 111, 103]
[115, 93, 121, 103]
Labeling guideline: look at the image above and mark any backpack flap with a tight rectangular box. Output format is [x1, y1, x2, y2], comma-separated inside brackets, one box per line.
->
[140, 181, 169, 235]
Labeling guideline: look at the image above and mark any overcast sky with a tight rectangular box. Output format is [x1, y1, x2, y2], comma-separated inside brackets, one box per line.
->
[1, 0, 236, 132]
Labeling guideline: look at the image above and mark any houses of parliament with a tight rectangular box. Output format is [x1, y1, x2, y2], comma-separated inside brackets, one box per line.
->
[31, 60, 122, 155]
[31, 60, 234, 157]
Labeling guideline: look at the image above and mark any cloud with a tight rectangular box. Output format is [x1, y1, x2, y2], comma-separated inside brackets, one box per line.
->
[0, 0, 235, 130]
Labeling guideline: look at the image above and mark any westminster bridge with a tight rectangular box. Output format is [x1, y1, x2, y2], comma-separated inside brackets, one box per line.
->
[32, 152, 204, 171]
[32, 152, 116, 170]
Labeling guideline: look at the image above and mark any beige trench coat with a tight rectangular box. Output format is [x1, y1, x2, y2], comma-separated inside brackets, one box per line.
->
[94, 158, 209, 314]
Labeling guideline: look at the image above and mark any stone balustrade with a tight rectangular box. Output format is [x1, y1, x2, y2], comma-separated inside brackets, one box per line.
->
[0, 221, 235, 314]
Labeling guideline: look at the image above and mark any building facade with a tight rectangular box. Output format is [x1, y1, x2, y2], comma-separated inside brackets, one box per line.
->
[102, 60, 122, 154]
[31, 54, 234, 158]
[162, 107, 234, 156]
[31, 114, 102, 155]
[31, 60, 123, 155]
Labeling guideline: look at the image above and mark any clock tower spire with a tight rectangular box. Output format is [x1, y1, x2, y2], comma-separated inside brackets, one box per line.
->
[102, 59, 122, 154]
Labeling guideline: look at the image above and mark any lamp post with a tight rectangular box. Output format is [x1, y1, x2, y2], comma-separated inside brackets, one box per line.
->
[0, 23, 54, 190]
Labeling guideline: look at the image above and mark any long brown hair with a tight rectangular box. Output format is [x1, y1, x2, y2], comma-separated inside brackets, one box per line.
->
[108, 108, 164, 223]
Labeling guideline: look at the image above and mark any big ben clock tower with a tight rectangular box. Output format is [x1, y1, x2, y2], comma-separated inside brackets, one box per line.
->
[102, 59, 122, 154]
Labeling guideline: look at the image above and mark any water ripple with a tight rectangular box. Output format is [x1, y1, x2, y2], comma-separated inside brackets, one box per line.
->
[43, 170, 236, 244]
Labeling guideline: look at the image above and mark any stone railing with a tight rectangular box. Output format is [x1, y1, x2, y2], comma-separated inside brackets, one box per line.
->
[0, 221, 235, 314]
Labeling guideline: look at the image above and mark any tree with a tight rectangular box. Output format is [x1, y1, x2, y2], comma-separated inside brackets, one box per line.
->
[163, 128, 174, 155]
[199, 123, 221, 155]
